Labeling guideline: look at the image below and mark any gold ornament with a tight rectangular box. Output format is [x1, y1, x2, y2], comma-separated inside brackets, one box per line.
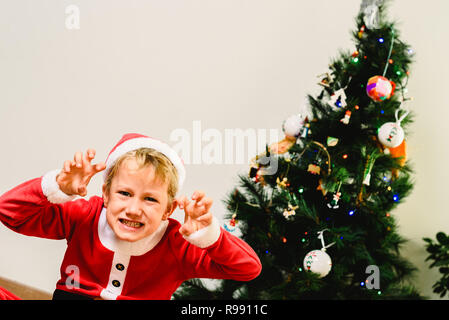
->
[276, 177, 290, 189]
[283, 203, 299, 220]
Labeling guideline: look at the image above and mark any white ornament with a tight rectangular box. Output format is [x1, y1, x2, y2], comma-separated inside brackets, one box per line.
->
[303, 229, 335, 278]
[282, 114, 304, 137]
[378, 122, 404, 148]
[377, 107, 409, 148]
[327, 89, 347, 110]
[303, 249, 332, 278]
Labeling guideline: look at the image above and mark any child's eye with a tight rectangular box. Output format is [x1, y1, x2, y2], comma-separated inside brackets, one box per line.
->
[118, 191, 131, 197]
[145, 197, 158, 202]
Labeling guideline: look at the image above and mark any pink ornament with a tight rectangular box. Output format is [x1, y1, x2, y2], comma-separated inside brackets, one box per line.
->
[366, 76, 396, 102]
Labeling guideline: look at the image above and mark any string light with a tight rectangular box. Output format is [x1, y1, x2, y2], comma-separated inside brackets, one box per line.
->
[342, 154, 348, 159]
[378, 37, 384, 43]
[358, 25, 365, 38]
[348, 210, 355, 216]
[393, 194, 399, 202]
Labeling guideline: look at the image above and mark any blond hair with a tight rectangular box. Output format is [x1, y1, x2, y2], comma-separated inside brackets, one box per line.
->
[104, 148, 179, 208]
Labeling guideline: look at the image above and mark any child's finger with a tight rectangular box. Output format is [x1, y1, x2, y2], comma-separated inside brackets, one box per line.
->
[94, 162, 106, 172]
[63, 160, 72, 173]
[178, 196, 188, 210]
[74, 151, 83, 168]
[178, 196, 184, 209]
[199, 197, 213, 212]
[196, 211, 212, 223]
[83, 149, 94, 164]
[87, 148, 96, 159]
[77, 185, 87, 196]
[179, 224, 192, 237]
[196, 195, 212, 207]
[192, 191, 205, 203]
[184, 198, 191, 210]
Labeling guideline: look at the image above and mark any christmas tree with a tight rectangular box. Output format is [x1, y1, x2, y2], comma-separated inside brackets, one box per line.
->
[174, 0, 422, 300]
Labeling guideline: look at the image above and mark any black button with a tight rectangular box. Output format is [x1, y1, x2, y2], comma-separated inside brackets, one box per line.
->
[116, 263, 125, 271]
[112, 280, 121, 287]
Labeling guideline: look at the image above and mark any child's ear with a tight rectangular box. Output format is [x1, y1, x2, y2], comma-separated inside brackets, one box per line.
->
[102, 184, 109, 208]
[163, 199, 178, 220]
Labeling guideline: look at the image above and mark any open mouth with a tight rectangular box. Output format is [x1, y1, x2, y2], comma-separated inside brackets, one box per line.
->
[119, 219, 144, 229]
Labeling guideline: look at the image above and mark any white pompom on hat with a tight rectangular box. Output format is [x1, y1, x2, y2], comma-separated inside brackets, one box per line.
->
[103, 133, 186, 191]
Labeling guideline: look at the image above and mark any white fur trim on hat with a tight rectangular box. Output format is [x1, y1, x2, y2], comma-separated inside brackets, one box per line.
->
[103, 136, 186, 191]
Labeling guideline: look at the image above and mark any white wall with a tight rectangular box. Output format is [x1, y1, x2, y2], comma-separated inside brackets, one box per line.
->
[0, 0, 447, 299]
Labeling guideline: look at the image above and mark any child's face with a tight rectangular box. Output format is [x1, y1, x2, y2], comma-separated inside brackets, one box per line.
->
[102, 158, 177, 242]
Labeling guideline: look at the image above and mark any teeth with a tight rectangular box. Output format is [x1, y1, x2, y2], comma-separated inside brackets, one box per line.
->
[121, 219, 142, 228]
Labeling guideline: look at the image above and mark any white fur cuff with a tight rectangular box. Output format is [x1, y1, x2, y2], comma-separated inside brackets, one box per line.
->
[41, 169, 77, 204]
[183, 216, 221, 249]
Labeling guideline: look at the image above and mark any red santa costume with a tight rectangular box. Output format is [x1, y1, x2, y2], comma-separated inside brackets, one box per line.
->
[0, 286, 20, 300]
[0, 133, 262, 300]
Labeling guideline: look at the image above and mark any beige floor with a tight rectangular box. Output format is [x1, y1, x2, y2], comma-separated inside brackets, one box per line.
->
[0, 276, 52, 300]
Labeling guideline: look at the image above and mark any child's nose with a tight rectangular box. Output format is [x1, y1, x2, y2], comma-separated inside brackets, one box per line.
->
[126, 199, 143, 216]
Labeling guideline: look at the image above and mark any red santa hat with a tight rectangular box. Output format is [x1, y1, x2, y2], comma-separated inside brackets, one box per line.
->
[103, 133, 186, 190]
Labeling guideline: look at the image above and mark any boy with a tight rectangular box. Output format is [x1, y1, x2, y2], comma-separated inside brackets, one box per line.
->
[0, 133, 261, 300]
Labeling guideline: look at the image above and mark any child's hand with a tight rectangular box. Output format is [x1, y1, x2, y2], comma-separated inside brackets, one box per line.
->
[56, 149, 106, 197]
[178, 191, 213, 237]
